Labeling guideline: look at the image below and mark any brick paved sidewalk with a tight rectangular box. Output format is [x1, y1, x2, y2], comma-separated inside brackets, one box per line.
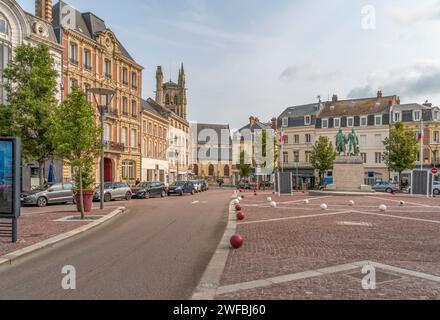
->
[0, 204, 118, 257]
[216, 193, 440, 300]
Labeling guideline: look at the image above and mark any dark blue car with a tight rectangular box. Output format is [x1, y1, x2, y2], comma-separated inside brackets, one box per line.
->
[167, 181, 195, 196]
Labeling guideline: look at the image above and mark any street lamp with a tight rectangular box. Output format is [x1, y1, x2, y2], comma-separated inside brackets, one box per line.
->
[89, 87, 116, 210]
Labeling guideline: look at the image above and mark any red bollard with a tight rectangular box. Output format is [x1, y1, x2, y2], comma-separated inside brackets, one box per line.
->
[230, 234, 244, 249]
[235, 204, 242, 211]
[236, 211, 245, 221]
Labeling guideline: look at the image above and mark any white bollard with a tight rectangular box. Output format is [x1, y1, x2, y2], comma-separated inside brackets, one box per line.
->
[379, 204, 387, 212]
[399, 201, 405, 206]
[267, 197, 272, 202]
[320, 203, 328, 210]
[348, 200, 355, 206]
[304, 199, 310, 205]
[270, 201, 277, 208]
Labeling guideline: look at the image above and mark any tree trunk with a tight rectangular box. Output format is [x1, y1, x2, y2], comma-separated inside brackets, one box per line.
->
[79, 167, 85, 220]
[38, 160, 45, 186]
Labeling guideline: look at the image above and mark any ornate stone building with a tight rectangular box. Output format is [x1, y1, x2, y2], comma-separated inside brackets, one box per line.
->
[0, 0, 63, 191]
[52, 1, 143, 184]
[155, 65, 190, 182]
[141, 98, 169, 183]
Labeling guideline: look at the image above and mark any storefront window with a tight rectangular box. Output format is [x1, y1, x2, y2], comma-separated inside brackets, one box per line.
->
[122, 160, 135, 179]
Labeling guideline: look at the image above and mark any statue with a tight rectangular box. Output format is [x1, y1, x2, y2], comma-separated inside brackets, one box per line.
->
[336, 129, 346, 156]
[348, 128, 360, 156]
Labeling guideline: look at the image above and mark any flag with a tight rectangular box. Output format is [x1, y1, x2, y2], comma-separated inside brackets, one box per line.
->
[276, 131, 286, 143]
[418, 128, 424, 142]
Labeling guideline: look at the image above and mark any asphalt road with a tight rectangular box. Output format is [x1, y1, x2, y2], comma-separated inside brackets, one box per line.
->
[0, 189, 231, 299]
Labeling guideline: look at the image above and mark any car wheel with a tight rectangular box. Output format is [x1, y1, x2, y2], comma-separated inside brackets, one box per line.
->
[434, 189, 440, 195]
[179, 191, 184, 196]
[104, 193, 112, 202]
[144, 192, 150, 199]
[36, 197, 47, 207]
[161, 190, 166, 198]
[385, 188, 393, 193]
[125, 192, 132, 201]
[191, 190, 195, 195]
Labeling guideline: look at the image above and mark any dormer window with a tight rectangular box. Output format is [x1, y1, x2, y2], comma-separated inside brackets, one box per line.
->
[393, 112, 401, 122]
[413, 111, 421, 121]
[347, 117, 354, 127]
[282, 117, 288, 127]
[375, 115, 382, 126]
[304, 115, 311, 126]
[322, 118, 329, 129]
[334, 118, 341, 128]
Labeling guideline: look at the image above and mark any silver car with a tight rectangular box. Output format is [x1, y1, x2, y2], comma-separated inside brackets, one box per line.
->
[94, 182, 132, 202]
[21, 183, 74, 207]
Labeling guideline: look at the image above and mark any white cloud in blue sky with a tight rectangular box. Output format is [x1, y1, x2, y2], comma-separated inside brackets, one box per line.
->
[18, 0, 440, 128]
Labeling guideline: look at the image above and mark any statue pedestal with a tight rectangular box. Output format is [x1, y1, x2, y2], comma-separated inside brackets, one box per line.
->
[327, 156, 373, 192]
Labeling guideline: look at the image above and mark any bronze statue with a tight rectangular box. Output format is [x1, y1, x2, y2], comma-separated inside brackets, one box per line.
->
[336, 128, 360, 156]
[348, 128, 360, 156]
[336, 129, 346, 156]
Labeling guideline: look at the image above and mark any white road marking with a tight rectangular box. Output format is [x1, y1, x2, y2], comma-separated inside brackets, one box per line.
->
[367, 196, 437, 208]
[216, 260, 440, 295]
[192, 201, 200, 204]
[238, 211, 352, 225]
[353, 210, 440, 224]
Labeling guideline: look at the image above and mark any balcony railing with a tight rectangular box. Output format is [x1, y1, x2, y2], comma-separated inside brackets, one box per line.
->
[84, 64, 92, 71]
[122, 111, 129, 117]
[132, 84, 138, 90]
[104, 141, 125, 152]
[105, 73, 112, 80]
[122, 80, 128, 86]
[104, 108, 118, 118]
[70, 58, 79, 65]
[131, 113, 138, 119]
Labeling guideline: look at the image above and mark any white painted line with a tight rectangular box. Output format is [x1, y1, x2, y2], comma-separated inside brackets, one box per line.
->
[367, 196, 436, 208]
[277, 196, 334, 205]
[353, 210, 440, 224]
[191, 201, 200, 204]
[238, 210, 353, 225]
[216, 260, 440, 296]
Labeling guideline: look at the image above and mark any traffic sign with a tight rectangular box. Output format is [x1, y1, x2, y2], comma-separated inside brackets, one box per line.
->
[432, 167, 438, 175]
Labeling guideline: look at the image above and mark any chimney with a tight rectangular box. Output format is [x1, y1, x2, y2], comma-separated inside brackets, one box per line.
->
[35, 0, 53, 23]
[271, 117, 277, 129]
[332, 94, 338, 102]
[249, 116, 256, 126]
[377, 90, 383, 98]
[423, 100, 433, 108]
[397, 96, 401, 105]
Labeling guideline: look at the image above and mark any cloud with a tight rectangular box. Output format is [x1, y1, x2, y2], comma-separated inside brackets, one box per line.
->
[348, 60, 440, 99]
[280, 63, 337, 83]
[390, 1, 440, 24]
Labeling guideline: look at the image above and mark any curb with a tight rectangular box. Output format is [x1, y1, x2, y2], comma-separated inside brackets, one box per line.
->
[191, 195, 238, 300]
[0, 207, 125, 267]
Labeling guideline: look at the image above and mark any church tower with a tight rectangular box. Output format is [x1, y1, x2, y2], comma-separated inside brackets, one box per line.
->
[35, 0, 53, 23]
[155, 66, 164, 106]
[159, 63, 188, 120]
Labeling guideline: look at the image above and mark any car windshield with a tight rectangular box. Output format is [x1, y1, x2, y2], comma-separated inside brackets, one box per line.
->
[138, 182, 151, 188]
[172, 181, 186, 187]
[32, 185, 49, 191]
[104, 183, 113, 189]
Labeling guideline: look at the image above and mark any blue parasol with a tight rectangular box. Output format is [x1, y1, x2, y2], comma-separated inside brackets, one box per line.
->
[47, 160, 56, 184]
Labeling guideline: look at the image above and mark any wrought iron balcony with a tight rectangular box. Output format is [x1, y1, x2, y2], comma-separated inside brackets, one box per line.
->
[104, 141, 125, 152]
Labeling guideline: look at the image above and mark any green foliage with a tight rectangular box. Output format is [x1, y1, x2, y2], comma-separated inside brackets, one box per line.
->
[310, 136, 336, 183]
[0, 44, 59, 183]
[383, 122, 418, 178]
[236, 151, 252, 178]
[53, 86, 101, 218]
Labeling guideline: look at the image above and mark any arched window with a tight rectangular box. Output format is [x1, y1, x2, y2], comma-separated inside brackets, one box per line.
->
[224, 165, 230, 177]
[122, 160, 135, 179]
[0, 38, 12, 104]
[193, 164, 199, 176]
[174, 95, 178, 105]
[0, 19, 9, 35]
[165, 94, 170, 105]
[208, 164, 215, 176]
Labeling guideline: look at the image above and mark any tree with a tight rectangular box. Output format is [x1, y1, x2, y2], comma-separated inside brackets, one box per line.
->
[383, 122, 418, 187]
[236, 150, 252, 178]
[310, 136, 336, 185]
[53, 86, 101, 219]
[0, 44, 59, 185]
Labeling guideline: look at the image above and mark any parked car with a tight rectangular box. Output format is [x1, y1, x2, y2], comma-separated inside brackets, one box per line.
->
[259, 181, 273, 189]
[21, 183, 74, 207]
[190, 180, 202, 193]
[371, 181, 399, 193]
[199, 179, 208, 191]
[94, 182, 132, 202]
[132, 182, 167, 199]
[168, 181, 195, 196]
[237, 180, 252, 190]
[408, 181, 440, 195]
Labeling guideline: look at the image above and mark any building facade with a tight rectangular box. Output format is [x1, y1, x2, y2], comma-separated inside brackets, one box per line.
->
[0, 0, 63, 191]
[52, 1, 143, 185]
[390, 102, 440, 184]
[155, 65, 190, 182]
[190, 122, 233, 184]
[277, 103, 321, 188]
[315, 93, 398, 185]
[141, 98, 169, 183]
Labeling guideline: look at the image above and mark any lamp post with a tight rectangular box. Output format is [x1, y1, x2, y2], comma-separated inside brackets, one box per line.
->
[89, 88, 116, 210]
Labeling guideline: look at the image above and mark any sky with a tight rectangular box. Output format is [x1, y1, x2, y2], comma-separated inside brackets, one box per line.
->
[17, 0, 440, 129]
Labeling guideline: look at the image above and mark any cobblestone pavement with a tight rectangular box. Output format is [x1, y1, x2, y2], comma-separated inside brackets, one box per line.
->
[0, 204, 117, 257]
[217, 191, 440, 300]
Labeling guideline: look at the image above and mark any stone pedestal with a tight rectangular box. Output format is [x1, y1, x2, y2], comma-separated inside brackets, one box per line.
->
[327, 156, 372, 192]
